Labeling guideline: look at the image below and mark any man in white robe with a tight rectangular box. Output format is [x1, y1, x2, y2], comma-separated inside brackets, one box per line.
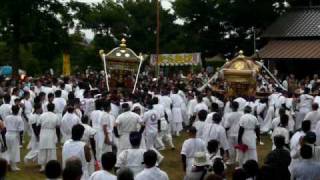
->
[224, 101, 243, 164]
[61, 106, 81, 142]
[297, 88, 314, 130]
[170, 88, 184, 136]
[90, 100, 104, 159]
[62, 124, 91, 180]
[304, 103, 320, 131]
[237, 106, 260, 167]
[100, 101, 115, 156]
[38, 103, 59, 172]
[143, 101, 161, 150]
[202, 113, 230, 160]
[114, 103, 143, 155]
[116, 131, 163, 176]
[135, 150, 169, 180]
[181, 126, 206, 173]
[89, 152, 117, 180]
[4, 105, 24, 171]
[0, 94, 12, 120]
[24, 104, 42, 163]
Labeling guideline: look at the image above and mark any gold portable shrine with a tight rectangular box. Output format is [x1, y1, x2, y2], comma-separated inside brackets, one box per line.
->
[222, 51, 261, 97]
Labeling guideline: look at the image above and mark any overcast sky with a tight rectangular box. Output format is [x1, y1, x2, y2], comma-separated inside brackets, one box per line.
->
[73, 0, 173, 9]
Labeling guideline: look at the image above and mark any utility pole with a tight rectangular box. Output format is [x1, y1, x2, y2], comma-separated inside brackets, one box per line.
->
[156, 0, 160, 76]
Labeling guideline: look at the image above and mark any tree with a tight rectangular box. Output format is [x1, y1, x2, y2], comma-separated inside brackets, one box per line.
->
[0, 0, 73, 72]
[75, 0, 182, 54]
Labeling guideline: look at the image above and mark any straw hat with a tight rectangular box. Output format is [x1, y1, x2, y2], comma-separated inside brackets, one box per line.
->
[192, 152, 210, 167]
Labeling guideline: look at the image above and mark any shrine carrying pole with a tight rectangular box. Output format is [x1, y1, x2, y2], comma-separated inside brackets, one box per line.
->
[99, 50, 110, 92]
[132, 53, 144, 94]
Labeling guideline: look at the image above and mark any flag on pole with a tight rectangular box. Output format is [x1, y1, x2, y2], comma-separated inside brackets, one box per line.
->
[63, 53, 71, 76]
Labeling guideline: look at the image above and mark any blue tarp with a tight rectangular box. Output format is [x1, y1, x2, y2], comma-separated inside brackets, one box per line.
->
[0, 66, 12, 76]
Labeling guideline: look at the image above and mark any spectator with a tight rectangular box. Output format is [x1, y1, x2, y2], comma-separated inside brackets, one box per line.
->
[291, 145, 320, 180]
[45, 160, 62, 180]
[89, 152, 117, 180]
[62, 157, 83, 180]
[135, 150, 169, 180]
[0, 158, 8, 180]
[243, 160, 259, 180]
[184, 151, 210, 180]
[181, 126, 206, 173]
[117, 168, 134, 180]
[264, 135, 291, 180]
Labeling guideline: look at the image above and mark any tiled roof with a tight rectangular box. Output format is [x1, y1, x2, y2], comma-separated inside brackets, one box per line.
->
[257, 40, 320, 59]
[262, 7, 320, 38]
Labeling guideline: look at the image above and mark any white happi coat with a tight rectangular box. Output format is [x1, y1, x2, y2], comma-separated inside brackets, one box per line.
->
[170, 93, 184, 127]
[143, 109, 160, 149]
[115, 111, 142, 154]
[192, 120, 206, 138]
[238, 113, 259, 165]
[4, 115, 24, 163]
[39, 112, 59, 150]
[203, 96, 224, 109]
[193, 102, 208, 115]
[272, 126, 289, 149]
[53, 97, 66, 119]
[296, 94, 314, 129]
[0, 103, 11, 120]
[202, 122, 229, 150]
[24, 113, 41, 162]
[304, 110, 320, 131]
[153, 104, 165, 118]
[116, 148, 146, 175]
[135, 167, 169, 180]
[160, 95, 173, 122]
[90, 110, 103, 157]
[100, 111, 115, 153]
[187, 98, 197, 120]
[180, 137, 206, 172]
[63, 139, 89, 180]
[81, 123, 97, 176]
[239, 114, 259, 149]
[89, 170, 116, 180]
[61, 112, 81, 142]
[261, 105, 275, 133]
[234, 97, 247, 111]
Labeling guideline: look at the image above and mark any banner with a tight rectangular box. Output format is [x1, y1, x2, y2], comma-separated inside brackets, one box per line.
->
[150, 53, 201, 66]
[63, 53, 71, 76]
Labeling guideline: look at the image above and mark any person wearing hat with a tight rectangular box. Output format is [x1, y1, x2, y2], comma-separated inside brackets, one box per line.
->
[237, 106, 260, 167]
[135, 150, 168, 180]
[181, 126, 206, 173]
[184, 151, 210, 180]
[114, 103, 144, 155]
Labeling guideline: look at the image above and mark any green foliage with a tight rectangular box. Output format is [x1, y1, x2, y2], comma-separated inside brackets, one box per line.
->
[0, 0, 310, 74]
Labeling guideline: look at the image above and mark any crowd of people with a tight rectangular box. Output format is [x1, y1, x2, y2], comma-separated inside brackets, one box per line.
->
[0, 70, 320, 180]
